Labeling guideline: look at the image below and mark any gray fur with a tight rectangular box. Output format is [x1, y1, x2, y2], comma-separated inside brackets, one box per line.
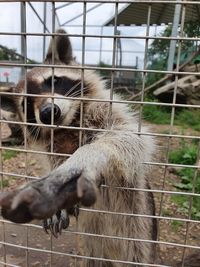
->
[0, 30, 157, 266]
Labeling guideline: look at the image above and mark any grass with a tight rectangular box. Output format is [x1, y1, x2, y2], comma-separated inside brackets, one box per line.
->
[175, 109, 200, 131]
[0, 150, 19, 188]
[162, 208, 172, 217]
[169, 144, 198, 166]
[143, 103, 200, 131]
[0, 176, 19, 189]
[0, 179, 9, 188]
[2, 150, 18, 160]
[169, 141, 200, 219]
[171, 194, 200, 220]
[171, 220, 183, 232]
[143, 104, 171, 124]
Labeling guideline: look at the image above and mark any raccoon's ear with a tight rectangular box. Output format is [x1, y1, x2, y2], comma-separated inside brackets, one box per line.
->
[45, 29, 73, 65]
[0, 86, 18, 113]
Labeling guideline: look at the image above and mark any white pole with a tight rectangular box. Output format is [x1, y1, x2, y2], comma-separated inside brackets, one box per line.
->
[20, 2, 26, 76]
[167, 2, 182, 71]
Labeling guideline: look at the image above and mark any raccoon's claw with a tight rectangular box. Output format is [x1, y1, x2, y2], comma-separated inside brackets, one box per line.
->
[74, 205, 79, 220]
[67, 204, 79, 220]
[43, 210, 70, 238]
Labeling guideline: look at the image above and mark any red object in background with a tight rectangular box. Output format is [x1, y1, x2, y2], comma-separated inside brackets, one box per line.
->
[3, 71, 10, 77]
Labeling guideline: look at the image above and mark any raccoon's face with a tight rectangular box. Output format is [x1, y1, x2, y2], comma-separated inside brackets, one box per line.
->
[16, 67, 85, 128]
[2, 29, 103, 139]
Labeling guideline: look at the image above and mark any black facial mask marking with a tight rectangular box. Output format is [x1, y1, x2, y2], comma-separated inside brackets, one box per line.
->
[20, 76, 88, 137]
[21, 97, 36, 123]
[21, 97, 38, 137]
[43, 76, 86, 97]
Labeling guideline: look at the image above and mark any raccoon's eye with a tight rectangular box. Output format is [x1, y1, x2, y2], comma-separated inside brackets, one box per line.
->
[54, 76, 61, 85]
[45, 76, 63, 87]
[21, 98, 32, 112]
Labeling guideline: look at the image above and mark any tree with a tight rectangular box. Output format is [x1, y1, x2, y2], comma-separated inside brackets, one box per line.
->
[147, 21, 200, 86]
[0, 45, 36, 63]
[0, 45, 19, 61]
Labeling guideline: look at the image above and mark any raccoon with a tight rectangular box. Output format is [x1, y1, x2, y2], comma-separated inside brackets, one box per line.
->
[0, 29, 157, 266]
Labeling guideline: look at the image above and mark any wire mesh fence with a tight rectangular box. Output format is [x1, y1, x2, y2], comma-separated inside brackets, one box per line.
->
[0, 1, 200, 267]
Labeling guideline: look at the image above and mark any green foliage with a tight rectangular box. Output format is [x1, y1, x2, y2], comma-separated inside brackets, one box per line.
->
[171, 220, 183, 231]
[171, 194, 200, 220]
[174, 109, 200, 131]
[143, 103, 200, 131]
[146, 26, 172, 86]
[162, 208, 172, 216]
[146, 58, 166, 86]
[2, 150, 18, 160]
[148, 22, 200, 65]
[148, 25, 172, 63]
[0, 176, 18, 189]
[147, 21, 200, 86]
[183, 21, 200, 45]
[0, 45, 36, 63]
[143, 103, 170, 124]
[169, 144, 197, 166]
[0, 46, 18, 61]
[0, 179, 9, 188]
[169, 141, 200, 219]
[97, 61, 111, 78]
[175, 168, 200, 192]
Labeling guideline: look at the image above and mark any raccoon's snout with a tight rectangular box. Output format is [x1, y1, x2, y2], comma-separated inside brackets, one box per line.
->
[39, 103, 61, 124]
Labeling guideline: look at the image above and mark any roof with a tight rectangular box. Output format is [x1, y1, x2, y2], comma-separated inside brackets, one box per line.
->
[104, 1, 200, 26]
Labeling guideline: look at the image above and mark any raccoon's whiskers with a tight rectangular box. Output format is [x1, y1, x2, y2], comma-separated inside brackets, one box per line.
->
[28, 126, 40, 147]
[64, 81, 81, 97]
[69, 87, 89, 98]
[32, 127, 40, 147]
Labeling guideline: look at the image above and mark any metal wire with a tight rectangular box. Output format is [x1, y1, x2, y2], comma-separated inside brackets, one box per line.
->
[0, 1, 200, 267]
[2, 60, 200, 77]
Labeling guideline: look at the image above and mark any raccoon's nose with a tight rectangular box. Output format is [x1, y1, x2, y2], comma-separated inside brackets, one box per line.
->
[39, 103, 61, 124]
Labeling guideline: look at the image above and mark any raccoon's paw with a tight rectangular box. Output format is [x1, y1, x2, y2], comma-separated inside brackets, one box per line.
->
[43, 210, 70, 238]
[0, 168, 96, 224]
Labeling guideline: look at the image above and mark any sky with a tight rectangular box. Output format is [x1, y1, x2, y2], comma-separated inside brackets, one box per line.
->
[0, 2, 163, 82]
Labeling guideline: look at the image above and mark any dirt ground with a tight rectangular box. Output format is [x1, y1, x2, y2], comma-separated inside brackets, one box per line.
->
[0, 122, 200, 267]
[150, 124, 200, 266]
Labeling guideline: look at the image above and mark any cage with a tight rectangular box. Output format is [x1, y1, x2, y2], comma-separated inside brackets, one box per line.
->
[0, 1, 200, 267]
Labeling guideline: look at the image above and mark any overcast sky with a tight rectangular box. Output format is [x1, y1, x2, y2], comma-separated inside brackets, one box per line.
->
[0, 2, 163, 82]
